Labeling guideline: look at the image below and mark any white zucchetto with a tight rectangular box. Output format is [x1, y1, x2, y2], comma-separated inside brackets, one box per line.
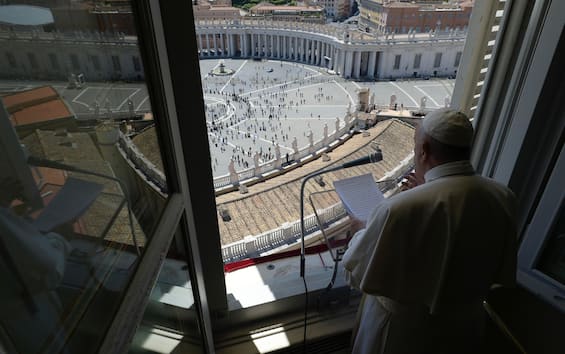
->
[422, 108, 473, 147]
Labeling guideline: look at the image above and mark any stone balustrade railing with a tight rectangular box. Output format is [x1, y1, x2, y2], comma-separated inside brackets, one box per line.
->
[221, 153, 414, 263]
[222, 202, 348, 263]
[117, 131, 168, 193]
[213, 114, 355, 190]
[0, 29, 138, 45]
[194, 19, 467, 46]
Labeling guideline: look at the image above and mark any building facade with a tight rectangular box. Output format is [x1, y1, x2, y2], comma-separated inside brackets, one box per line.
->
[248, 3, 326, 24]
[194, 19, 465, 79]
[359, 0, 474, 34]
[0, 21, 464, 82]
[311, 0, 351, 20]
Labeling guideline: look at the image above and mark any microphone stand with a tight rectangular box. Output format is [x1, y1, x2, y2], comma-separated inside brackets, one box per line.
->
[300, 150, 383, 278]
[298, 150, 382, 353]
[299, 165, 343, 278]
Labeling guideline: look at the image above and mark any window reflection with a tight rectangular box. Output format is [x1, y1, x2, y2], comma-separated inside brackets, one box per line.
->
[0, 1, 168, 352]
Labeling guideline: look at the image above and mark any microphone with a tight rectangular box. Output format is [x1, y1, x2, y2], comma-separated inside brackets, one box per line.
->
[299, 148, 383, 277]
[341, 150, 383, 169]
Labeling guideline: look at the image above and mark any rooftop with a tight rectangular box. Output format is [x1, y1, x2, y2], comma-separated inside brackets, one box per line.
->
[22, 129, 145, 246]
[215, 119, 414, 244]
[3, 86, 73, 127]
[127, 118, 415, 246]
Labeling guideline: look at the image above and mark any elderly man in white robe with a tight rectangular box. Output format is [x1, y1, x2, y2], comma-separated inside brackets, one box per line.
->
[343, 108, 517, 354]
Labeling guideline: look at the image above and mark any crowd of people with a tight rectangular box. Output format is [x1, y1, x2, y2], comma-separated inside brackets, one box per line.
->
[201, 61, 351, 176]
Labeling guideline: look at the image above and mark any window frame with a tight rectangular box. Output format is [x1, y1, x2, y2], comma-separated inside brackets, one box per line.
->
[393, 54, 401, 69]
[98, 0, 565, 351]
[413, 53, 421, 69]
[70, 53, 80, 71]
[433, 52, 442, 68]
[99, 0, 223, 352]
[467, 0, 565, 313]
[48, 52, 60, 71]
[517, 144, 565, 313]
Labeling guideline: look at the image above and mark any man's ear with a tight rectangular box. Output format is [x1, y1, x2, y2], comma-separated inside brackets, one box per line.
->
[421, 139, 431, 161]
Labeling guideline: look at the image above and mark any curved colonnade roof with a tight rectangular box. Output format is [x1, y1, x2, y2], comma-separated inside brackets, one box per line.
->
[133, 118, 415, 245]
[214, 118, 415, 245]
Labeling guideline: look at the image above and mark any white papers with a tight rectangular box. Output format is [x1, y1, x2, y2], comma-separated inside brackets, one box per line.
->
[333, 174, 384, 223]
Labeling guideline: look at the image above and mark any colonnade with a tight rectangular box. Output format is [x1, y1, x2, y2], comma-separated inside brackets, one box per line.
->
[196, 32, 380, 79]
[195, 23, 466, 80]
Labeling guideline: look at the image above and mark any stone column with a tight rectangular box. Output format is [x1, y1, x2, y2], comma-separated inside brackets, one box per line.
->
[289, 37, 293, 60]
[242, 34, 247, 57]
[317, 41, 323, 66]
[376, 51, 385, 80]
[198, 34, 203, 56]
[303, 38, 307, 62]
[311, 40, 316, 65]
[368, 51, 377, 78]
[220, 33, 224, 56]
[251, 33, 255, 57]
[231, 34, 236, 57]
[213, 33, 218, 56]
[206, 34, 211, 56]
[283, 36, 287, 59]
[270, 35, 274, 58]
[277, 35, 281, 58]
[344, 50, 353, 78]
[314, 41, 318, 65]
[332, 48, 338, 72]
[339, 49, 347, 77]
[353, 51, 361, 78]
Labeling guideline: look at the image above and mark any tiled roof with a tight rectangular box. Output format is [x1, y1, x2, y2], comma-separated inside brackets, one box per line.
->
[11, 100, 73, 126]
[3, 86, 58, 112]
[2, 86, 73, 126]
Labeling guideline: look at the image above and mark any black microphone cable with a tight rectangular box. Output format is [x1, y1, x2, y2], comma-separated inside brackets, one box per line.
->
[299, 149, 384, 353]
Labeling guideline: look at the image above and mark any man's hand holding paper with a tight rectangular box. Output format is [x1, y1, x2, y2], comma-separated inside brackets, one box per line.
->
[333, 173, 384, 223]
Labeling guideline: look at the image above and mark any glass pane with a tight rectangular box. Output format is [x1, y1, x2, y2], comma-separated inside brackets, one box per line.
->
[537, 201, 565, 285]
[130, 221, 204, 354]
[0, 1, 168, 352]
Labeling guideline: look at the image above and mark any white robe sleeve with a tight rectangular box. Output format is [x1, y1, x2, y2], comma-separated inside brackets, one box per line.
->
[342, 203, 390, 290]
